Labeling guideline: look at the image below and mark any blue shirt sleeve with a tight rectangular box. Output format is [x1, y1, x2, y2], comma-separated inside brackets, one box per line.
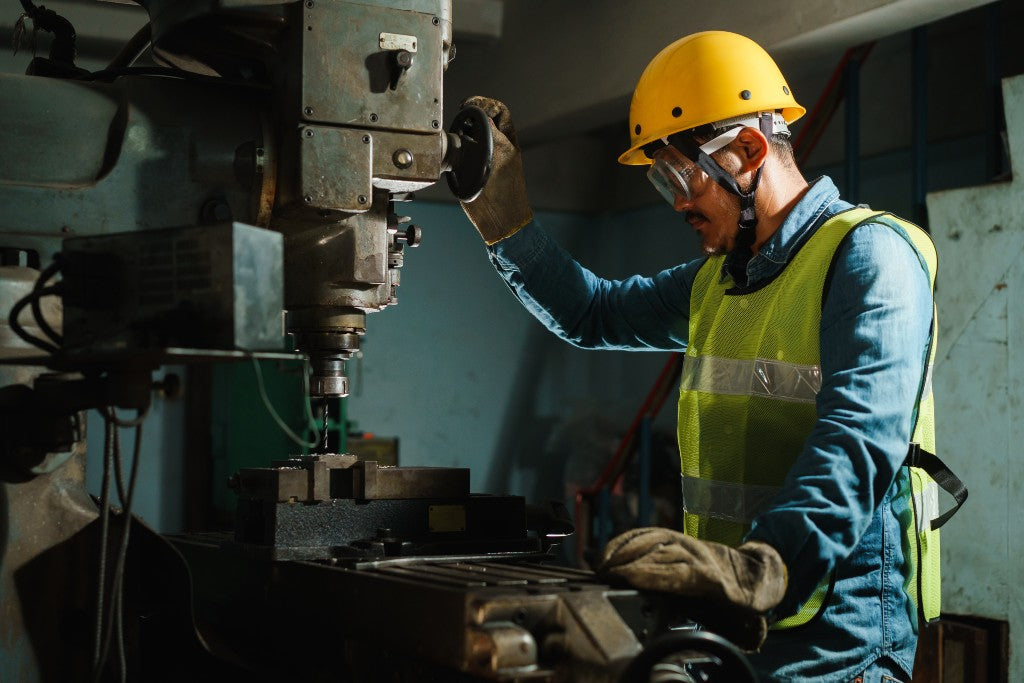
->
[746, 222, 934, 615]
[488, 219, 701, 351]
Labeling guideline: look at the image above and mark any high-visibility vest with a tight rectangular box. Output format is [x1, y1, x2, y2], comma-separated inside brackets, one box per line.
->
[677, 206, 947, 628]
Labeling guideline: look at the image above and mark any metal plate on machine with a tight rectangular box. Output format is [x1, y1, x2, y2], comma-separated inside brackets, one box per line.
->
[301, 1, 443, 132]
[379, 32, 417, 52]
[300, 126, 372, 212]
[333, 461, 470, 499]
[428, 505, 466, 532]
[60, 223, 286, 353]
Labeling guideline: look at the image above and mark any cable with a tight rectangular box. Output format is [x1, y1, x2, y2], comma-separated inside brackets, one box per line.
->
[94, 409, 145, 683]
[250, 355, 319, 449]
[77, 66, 270, 92]
[107, 23, 151, 70]
[105, 402, 152, 429]
[30, 261, 63, 345]
[8, 288, 59, 354]
[91, 410, 114, 677]
[8, 260, 63, 352]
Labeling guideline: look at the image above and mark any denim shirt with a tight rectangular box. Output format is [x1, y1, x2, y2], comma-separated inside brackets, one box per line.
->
[489, 177, 933, 682]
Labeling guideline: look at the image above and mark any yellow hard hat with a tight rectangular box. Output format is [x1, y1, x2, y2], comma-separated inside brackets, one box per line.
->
[618, 31, 805, 166]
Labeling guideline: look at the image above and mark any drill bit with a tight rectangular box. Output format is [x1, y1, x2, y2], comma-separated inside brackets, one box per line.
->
[317, 398, 330, 453]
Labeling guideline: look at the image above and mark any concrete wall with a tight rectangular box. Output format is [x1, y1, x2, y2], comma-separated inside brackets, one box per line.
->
[927, 74, 1024, 680]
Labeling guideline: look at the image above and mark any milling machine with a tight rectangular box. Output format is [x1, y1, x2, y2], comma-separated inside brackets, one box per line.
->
[0, 1, 758, 681]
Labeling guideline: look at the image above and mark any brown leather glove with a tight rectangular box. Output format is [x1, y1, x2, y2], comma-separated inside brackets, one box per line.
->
[597, 528, 788, 650]
[459, 96, 533, 245]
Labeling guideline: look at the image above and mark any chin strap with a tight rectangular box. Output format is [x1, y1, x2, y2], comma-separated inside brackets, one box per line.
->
[727, 166, 762, 287]
[670, 113, 775, 288]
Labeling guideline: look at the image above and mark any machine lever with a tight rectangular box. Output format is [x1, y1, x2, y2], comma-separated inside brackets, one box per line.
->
[444, 105, 493, 202]
[388, 49, 414, 90]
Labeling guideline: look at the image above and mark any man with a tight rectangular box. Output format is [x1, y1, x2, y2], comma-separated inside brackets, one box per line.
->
[460, 31, 949, 682]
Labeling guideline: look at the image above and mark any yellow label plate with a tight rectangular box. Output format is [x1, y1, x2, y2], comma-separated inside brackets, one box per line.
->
[428, 504, 466, 532]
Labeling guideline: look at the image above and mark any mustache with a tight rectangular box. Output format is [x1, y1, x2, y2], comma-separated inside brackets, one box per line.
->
[685, 212, 709, 224]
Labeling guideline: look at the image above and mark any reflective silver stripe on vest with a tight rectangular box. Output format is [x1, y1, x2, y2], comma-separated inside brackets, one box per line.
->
[681, 355, 822, 404]
[913, 479, 939, 533]
[922, 363, 934, 400]
[681, 475, 783, 524]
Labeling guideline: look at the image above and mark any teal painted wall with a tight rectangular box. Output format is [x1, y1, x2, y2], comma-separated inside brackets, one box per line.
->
[343, 201, 698, 500]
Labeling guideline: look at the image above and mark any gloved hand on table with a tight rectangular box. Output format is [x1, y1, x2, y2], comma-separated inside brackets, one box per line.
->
[597, 527, 788, 651]
[458, 96, 533, 245]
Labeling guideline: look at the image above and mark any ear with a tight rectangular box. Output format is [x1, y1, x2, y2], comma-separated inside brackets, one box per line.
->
[732, 126, 769, 173]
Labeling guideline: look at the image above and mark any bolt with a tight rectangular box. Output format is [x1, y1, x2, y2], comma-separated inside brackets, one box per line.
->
[358, 195, 367, 204]
[305, 0, 313, 7]
[432, 16, 440, 25]
[304, 106, 313, 116]
[256, 147, 264, 157]
[431, 120, 440, 129]
[304, 128, 314, 138]
[201, 198, 232, 223]
[156, 373, 183, 399]
[304, 195, 313, 203]
[362, 135, 371, 144]
[369, 113, 379, 122]
[392, 149, 414, 169]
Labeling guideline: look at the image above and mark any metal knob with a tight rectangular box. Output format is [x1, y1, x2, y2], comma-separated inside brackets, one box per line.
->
[395, 225, 421, 248]
[392, 149, 414, 169]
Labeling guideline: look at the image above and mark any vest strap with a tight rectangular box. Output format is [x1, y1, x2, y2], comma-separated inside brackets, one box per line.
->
[681, 475, 782, 524]
[906, 442, 968, 530]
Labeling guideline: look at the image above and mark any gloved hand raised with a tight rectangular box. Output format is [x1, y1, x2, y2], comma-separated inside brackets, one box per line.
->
[597, 528, 788, 650]
[458, 96, 533, 245]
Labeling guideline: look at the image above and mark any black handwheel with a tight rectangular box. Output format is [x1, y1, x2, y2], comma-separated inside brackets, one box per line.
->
[445, 105, 493, 202]
[619, 631, 758, 683]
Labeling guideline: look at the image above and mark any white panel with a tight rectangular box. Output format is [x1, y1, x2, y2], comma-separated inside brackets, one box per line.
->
[927, 74, 1024, 681]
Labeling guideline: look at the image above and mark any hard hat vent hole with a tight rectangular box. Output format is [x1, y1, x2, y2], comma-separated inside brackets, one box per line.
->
[783, 86, 790, 95]
[671, 107, 682, 118]
[740, 90, 752, 100]
[635, 124, 642, 135]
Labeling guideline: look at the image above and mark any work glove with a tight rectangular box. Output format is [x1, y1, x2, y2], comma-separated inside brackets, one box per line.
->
[459, 96, 533, 245]
[597, 527, 787, 651]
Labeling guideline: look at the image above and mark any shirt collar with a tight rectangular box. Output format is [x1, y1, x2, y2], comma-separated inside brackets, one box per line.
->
[722, 176, 844, 285]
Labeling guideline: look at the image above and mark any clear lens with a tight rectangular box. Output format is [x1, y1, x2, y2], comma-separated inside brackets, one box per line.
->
[647, 146, 698, 206]
[647, 160, 691, 206]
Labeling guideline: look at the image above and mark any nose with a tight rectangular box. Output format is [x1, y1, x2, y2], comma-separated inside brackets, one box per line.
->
[673, 192, 692, 213]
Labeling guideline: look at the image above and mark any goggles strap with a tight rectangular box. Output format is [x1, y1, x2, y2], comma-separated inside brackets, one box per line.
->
[729, 166, 762, 287]
[669, 112, 773, 287]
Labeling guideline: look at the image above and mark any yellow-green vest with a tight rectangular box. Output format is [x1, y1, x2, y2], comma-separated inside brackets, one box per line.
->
[677, 207, 942, 628]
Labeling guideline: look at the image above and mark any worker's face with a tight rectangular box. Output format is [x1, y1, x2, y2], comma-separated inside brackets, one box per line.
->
[649, 145, 741, 256]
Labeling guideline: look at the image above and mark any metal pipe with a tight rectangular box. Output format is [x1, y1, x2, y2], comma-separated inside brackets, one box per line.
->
[638, 416, 651, 526]
[984, 2, 1003, 181]
[843, 56, 862, 203]
[912, 26, 928, 228]
[597, 488, 612, 549]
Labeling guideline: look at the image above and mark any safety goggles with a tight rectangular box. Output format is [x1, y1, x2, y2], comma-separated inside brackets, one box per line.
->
[646, 126, 744, 205]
